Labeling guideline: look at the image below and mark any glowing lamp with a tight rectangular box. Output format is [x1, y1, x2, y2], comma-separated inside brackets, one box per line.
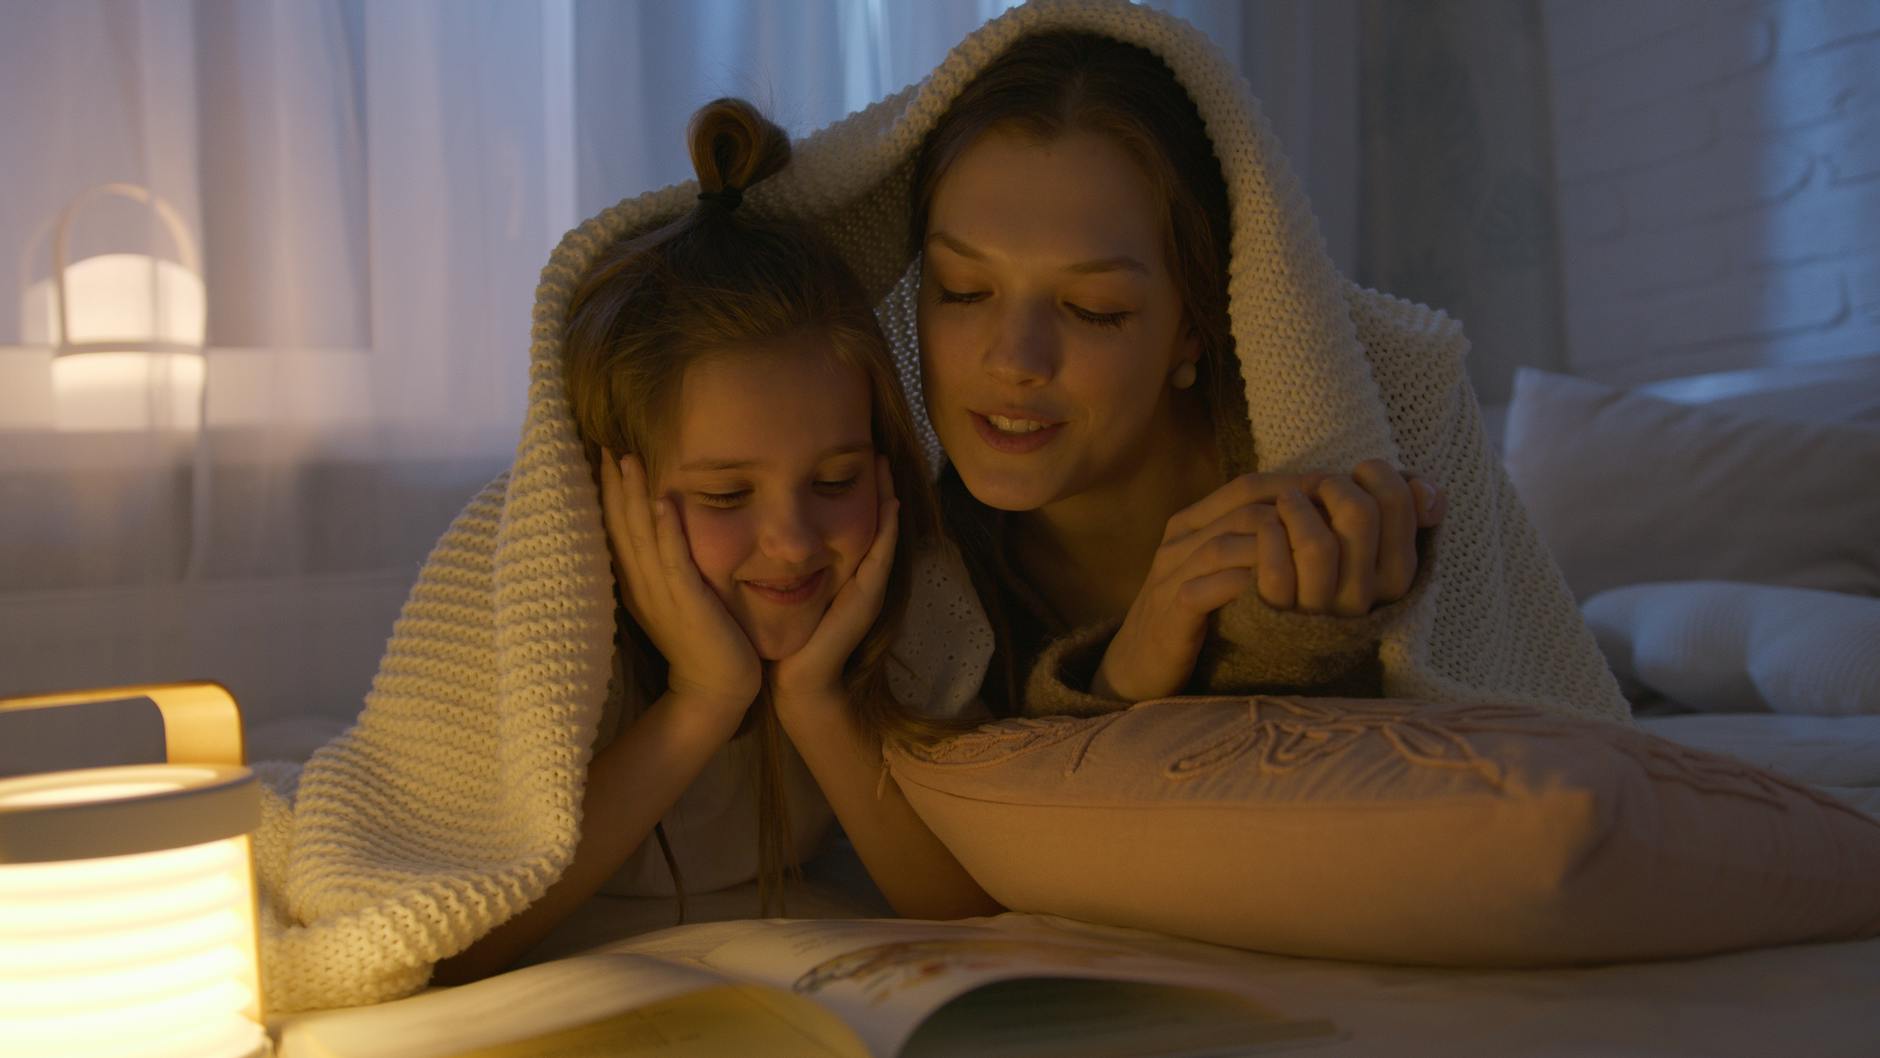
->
[19, 183, 208, 431]
[0, 683, 268, 1058]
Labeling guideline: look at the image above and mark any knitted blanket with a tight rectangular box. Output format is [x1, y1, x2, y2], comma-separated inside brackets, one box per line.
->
[254, 0, 1627, 1014]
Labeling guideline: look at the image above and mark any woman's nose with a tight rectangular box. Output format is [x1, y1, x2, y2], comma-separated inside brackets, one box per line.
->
[983, 300, 1058, 387]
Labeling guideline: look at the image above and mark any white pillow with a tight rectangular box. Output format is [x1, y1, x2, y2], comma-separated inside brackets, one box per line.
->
[1503, 369, 1880, 601]
[1582, 581, 1880, 716]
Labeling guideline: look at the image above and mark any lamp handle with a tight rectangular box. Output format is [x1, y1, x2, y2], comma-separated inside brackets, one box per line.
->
[49, 183, 203, 351]
[0, 681, 246, 767]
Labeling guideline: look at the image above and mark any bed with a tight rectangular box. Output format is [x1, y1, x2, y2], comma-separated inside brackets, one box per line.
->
[258, 356, 1880, 1055]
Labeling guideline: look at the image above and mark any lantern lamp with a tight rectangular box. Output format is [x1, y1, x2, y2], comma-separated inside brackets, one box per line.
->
[19, 183, 208, 432]
[0, 683, 269, 1058]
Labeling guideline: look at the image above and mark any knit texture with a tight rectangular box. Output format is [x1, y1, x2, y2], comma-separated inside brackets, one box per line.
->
[254, 0, 1626, 1014]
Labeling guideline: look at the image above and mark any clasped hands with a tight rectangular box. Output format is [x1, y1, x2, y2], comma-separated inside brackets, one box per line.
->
[597, 449, 900, 735]
[1092, 460, 1445, 702]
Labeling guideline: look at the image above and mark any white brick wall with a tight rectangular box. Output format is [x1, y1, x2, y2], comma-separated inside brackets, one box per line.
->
[1545, 0, 1880, 384]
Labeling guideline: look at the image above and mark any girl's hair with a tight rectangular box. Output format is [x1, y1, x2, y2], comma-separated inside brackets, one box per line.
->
[563, 98, 959, 916]
[910, 31, 1248, 712]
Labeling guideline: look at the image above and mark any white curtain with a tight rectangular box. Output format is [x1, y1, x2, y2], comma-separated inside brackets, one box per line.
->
[0, 0, 1354, 769]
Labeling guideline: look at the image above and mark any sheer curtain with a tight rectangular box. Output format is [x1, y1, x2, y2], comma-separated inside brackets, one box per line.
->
[0, 0, 1355, 766]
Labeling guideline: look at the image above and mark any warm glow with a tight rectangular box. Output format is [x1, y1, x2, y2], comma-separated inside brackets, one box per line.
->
[21, 253, 208, 431]
[48, 350, 206, 431]
[21, 253, 207, 347]
[0, 836, 266, 1058]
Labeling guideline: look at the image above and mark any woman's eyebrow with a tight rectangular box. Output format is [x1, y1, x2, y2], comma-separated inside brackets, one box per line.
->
[925, 230, 1147, 275]
[678, 442, 872, 473]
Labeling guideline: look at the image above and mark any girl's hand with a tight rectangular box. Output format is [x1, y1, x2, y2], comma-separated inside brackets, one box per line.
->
[771, 456, 900, 714]
[1091, 462, 1443, 703]
[600, 449, 761, 727]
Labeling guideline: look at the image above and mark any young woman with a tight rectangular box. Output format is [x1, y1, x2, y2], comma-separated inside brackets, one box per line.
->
[434, 97, 998, 984]
[909, 31, 1444, 715]
[902, 24, 1622, 723]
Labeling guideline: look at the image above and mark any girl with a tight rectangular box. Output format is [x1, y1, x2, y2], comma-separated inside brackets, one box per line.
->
[431, 97, 999, 982]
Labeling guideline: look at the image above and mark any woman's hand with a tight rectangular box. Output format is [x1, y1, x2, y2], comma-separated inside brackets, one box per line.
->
[1091, 461, 1443, 702]
[771, 456, 900, 716]
[600, 449, 761, 728]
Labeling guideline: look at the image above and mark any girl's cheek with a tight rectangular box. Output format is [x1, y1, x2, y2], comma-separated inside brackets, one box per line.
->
[676, 505, 751, 596]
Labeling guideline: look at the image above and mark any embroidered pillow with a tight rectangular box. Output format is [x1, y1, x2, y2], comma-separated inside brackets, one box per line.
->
[889, 697, 1880, 966]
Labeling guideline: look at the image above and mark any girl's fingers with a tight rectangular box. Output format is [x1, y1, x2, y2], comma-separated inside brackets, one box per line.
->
[777, 496, 899, 688]
[611, 453, 662, 573]
[875, 453, 896, 505]
[649, 493, 699, 597]
[1277, 488, 1338, 614]
[1317, 475, 1380, 617]
[601, 449, 658, 609]
[854, 494, 900, 601]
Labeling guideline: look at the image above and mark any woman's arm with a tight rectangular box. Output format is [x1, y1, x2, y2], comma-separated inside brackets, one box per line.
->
[777, 693, 1002, 920]
[431, 689, 741, 985]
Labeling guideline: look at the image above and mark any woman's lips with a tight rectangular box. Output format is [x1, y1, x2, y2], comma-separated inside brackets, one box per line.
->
[970, 411, 1065, 454]
[741, 568, 827, 605]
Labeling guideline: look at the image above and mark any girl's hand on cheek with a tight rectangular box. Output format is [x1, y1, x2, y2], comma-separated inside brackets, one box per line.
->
[601, 449, 760, 730]
[771, 455, 899, 717]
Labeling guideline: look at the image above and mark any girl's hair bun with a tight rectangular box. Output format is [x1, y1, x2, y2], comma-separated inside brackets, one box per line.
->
[687, 98, 791, 199]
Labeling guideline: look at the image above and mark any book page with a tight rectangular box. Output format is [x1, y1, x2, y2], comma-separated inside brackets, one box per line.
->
[276, 953, 726, 1058]
[444, 984, 866, 1058]
[639, 917, 1330, 1058]
[900, 978, 1337, 1058]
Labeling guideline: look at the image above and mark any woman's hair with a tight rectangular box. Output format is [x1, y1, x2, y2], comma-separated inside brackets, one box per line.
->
[562, 98, 958, 915]
[910, 31, 1249, 711]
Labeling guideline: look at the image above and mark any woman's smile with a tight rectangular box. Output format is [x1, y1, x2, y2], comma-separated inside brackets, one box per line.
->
[971, 410, 1066, 453]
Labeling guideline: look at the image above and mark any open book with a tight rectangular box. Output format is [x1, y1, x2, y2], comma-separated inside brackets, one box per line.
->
[275, 915, 1338, 1058]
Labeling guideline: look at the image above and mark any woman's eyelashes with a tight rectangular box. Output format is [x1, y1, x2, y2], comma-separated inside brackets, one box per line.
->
[932, 286, 1134, 329]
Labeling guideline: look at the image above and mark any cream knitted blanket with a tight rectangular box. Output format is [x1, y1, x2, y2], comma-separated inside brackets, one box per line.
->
[254, 0, 1627, 1014]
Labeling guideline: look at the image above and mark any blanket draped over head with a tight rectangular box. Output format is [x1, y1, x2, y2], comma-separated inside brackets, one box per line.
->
[252, 0, 1627, 1014]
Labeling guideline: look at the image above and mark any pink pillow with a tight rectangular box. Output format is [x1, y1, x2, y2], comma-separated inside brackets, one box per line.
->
[889, 697, 1880, 966]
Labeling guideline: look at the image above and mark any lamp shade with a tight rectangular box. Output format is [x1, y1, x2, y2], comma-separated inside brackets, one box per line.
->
[0, 684, 268, 1058]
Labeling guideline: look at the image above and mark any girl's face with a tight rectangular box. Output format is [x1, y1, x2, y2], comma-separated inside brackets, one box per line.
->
[917, 127, 1196, 513]
[656, 339, 879, 660]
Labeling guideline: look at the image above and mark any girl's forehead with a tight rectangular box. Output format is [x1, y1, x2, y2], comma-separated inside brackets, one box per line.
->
[668, 342, 874, 470]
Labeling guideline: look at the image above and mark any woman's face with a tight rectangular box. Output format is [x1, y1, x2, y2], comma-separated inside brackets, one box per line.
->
[656, 339, 879, 660]
[917, 127, 1196, 513]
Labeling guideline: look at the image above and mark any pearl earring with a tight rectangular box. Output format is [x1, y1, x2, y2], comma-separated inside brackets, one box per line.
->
[1171, 360, 1198, 390]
